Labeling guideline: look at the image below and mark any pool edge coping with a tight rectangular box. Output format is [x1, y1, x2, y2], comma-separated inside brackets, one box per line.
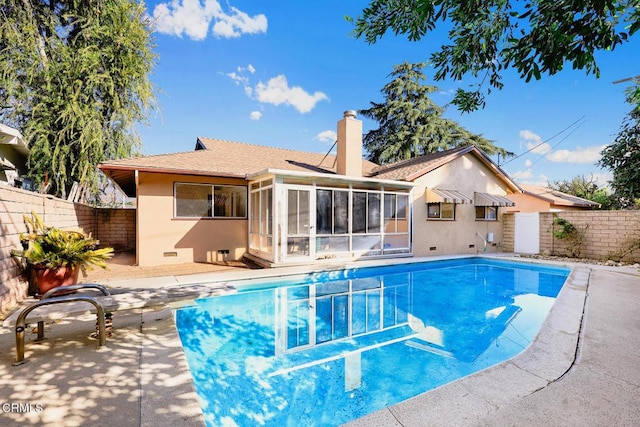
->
[343, 257, 590, 426]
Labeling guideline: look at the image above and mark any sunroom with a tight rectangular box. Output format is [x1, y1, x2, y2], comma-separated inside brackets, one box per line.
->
[247, 169, 415, 266]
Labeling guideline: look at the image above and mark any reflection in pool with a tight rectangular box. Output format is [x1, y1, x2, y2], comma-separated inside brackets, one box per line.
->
[176, 258, 569, 426]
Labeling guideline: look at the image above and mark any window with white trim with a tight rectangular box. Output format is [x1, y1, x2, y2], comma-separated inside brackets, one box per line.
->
[175, 183, 247, 218]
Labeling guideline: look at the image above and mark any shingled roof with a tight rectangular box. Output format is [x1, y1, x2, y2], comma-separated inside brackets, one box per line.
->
[100, 137, 520, 197]
[369, 146, 520, 192]
[99, 138, 379, 196]
[519, 184, 601, 208]
[369, 147, 469, 181]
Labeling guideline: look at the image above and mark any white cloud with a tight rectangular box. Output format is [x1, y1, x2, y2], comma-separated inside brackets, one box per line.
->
[511, 169, 534, 180]
[151, 0, 267, 41]
[225, 64, 255, 94]
[249, 111, 262, 121]
[438, 88, 455, 96]
[212, 6, 267, 38]
[591, 172, 612, 188]
[512, 169, 550, 186]
[519, 130, 551, 155]
[226, 72, 248, 86]
[524, 159, 532, 168]
[545, 145, 607, 164]
[315, 130, 337, 144]
[254, 75, 328, 113]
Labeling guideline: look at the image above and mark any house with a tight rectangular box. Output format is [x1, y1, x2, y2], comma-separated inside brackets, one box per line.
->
[99, 111, 520, 267]
[0, 124, 29, 188]
[370, 145, 519, 256]
[505, 183, 600, 212]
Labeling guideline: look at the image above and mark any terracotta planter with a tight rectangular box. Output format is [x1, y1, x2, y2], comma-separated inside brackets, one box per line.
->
[33, 265, 80, 296]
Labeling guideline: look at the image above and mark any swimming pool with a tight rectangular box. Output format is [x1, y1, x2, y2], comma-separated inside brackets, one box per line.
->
[175, 257, 570, 426]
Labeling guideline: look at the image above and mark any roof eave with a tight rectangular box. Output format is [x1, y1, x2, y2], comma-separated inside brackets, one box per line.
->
[250, 168, 417, 187]
[98, 163, 247, 179]
[522, 190, 600, 208]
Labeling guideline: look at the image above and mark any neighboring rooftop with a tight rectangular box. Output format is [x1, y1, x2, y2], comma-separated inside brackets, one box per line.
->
[519, 184, 601, 208]
[0, 124, 28, 155]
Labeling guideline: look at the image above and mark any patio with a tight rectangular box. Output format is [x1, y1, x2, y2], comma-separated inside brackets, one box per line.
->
[0, 257, 638, 426]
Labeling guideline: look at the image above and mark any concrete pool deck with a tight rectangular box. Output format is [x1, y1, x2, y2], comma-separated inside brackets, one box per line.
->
[0, 256, 638, 426]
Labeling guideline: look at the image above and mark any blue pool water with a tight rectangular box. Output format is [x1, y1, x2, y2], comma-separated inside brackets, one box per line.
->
[175, 258, 570, 426]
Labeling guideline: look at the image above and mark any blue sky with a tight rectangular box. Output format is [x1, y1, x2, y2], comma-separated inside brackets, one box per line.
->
[138, 0, 640, 187]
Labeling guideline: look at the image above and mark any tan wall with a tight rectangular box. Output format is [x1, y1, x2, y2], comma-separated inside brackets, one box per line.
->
[0, 186, 93, 313]
[539, 211, 640, 262]
[505, 193, 590, 213]
[505, 193, 551, 212]
[136, 172, 248, 266]
[412, 155, 513, 256]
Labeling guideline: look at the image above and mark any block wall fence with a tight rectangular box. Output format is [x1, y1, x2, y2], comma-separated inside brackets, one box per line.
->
[0, 186, 135, 314]
[503, 211, 640, 262]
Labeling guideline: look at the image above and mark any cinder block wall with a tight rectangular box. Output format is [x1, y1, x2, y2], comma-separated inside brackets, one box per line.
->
[503, 210, 640, 262]
[502, 213, 515, 252]
[0, 186, 135, 314]
[540, 211, 640, 262]
[94, 208, 136, 252]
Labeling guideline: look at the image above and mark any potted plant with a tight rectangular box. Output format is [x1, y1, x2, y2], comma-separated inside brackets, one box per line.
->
[11, 212, 114, 296]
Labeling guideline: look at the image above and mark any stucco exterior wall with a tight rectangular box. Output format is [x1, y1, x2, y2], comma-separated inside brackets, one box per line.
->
[505, 193, 551, 213]
[412, 155, 513, 257]
[136, 172, 248, 266]
[505, 193, 590, 212]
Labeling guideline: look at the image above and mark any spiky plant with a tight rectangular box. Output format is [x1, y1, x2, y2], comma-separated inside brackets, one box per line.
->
[11, 212, 113, 276]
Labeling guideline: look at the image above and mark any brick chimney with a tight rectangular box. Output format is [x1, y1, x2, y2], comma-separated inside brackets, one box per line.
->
[337, 110, 363, 177]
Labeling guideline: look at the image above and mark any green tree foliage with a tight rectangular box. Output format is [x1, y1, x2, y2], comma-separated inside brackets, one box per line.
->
[0, 0, 155, 199]
[360, 62, 511, 164]
[350, 1, 640, 112]
[549, 175, 613, 209]
[598, 91, 640, 209]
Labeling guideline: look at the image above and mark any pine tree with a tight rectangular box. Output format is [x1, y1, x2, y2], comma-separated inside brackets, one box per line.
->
[360, 62, 510, 164]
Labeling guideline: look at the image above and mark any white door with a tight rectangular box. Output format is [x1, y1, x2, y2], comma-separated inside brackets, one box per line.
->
[514, 212, 540, 254]
[285, 186, 315, 261]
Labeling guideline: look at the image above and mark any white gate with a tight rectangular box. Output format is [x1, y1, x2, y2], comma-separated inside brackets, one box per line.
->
[514, 212, 540, 254]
